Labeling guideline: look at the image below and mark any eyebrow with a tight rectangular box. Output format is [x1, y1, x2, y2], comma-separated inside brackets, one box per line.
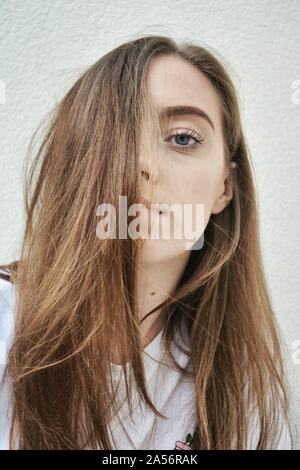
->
[159, 105, 215, 132]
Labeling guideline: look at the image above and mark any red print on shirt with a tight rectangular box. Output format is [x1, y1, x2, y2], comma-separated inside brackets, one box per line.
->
[174, 432, 194, 450]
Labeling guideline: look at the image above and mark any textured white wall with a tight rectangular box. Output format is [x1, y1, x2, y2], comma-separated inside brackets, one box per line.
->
[0, 0, 299, 448]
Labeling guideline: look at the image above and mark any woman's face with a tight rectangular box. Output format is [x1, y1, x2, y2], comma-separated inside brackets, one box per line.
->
[138, 54, 234, 264]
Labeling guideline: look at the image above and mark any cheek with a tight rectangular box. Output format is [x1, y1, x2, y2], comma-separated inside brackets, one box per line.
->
[138, 171, 218, 264]
[179, 171, 218, 225]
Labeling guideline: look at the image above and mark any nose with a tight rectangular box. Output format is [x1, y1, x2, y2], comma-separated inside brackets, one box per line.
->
[139, 166, 159, 202]
[138, 143, 162, 192]
[141, 170, 150, 181]
[139, 162, 159, 185]
[139, 158, 160, 186]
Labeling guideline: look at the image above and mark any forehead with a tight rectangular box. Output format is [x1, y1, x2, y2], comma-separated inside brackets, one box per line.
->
[146, 54, 222, 133]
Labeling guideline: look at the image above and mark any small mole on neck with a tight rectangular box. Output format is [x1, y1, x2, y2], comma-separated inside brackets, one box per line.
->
[150, 291, 156, 296]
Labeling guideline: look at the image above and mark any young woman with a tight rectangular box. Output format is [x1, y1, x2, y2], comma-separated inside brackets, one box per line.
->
[0, 35, 295, 450]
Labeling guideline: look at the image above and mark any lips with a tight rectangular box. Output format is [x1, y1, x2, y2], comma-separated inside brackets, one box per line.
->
[140, 197, 165, 214]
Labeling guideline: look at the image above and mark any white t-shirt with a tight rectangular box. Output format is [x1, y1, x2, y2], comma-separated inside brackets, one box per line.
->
[0, 275, 292, 450]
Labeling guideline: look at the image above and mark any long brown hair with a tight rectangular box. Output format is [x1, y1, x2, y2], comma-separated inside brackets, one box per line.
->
[0, 34, 295, 449]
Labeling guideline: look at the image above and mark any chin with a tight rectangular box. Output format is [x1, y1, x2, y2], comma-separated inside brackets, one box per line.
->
[139, 238, 193, 264]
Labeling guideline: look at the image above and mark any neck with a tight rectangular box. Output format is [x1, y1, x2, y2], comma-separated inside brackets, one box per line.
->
[108, 250, 191, 366]
[137, 250, 191, 347]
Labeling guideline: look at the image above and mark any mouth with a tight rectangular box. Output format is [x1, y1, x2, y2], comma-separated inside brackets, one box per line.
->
[140, 197, 166, 215]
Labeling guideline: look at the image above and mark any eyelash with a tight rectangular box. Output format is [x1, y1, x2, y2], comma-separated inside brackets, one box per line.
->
[165, 129, 205, 153]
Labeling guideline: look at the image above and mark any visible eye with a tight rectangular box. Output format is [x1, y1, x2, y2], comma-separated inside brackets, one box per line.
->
[164, 129, 205, 153]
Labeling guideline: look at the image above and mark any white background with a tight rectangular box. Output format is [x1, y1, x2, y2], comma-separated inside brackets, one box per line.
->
[0, 0, 299, 448]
